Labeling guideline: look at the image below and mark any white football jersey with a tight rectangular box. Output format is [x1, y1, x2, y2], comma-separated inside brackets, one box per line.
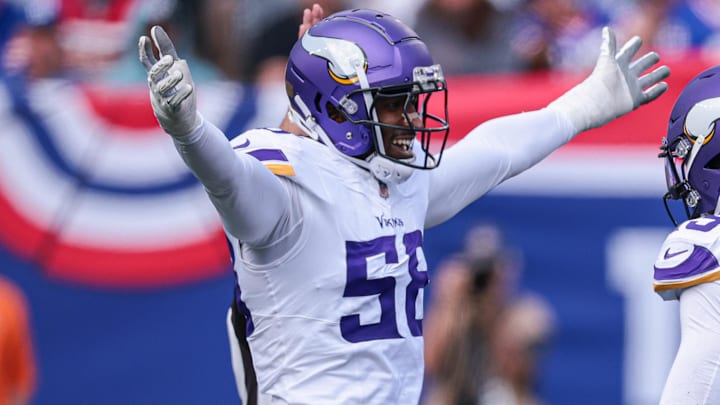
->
[654, 215, 720, 300]
[226, 128, 430, 404]
[178, 106, 576, 404]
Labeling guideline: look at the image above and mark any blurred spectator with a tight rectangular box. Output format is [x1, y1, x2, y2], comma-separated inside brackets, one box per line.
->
[4, 20, 65, 80]
[617, 0, 720, 61]
[5, 0, 143, 81]
[413, 0, 525, 75]
[53, 0, 138, 79]
[423, 224, 521, 404]
[193, 0, 244, 80]
[424, 224, 556, 405]
[3, 0, 139, 80]
[0, 1, 26, 76]
[346, 0, 428, 27]
[242, 0, 346, 84]
[0, 275, 36, 405]
[3, 0, 229, 83]
[480, 294, 555, 405]
[510, 0, 607, 71]
[98, 0, 226, 84]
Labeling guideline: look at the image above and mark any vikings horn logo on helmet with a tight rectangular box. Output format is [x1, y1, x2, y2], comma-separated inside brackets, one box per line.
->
[301, 31, 368, 85]
[685, 96, 720, 144]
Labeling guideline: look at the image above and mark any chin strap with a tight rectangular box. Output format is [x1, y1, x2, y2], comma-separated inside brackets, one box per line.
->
[367, 154, 415, 184]
[288, 97, 320, 141]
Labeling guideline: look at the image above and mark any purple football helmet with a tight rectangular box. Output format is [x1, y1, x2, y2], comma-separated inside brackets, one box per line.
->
[284, 9, 449, 179]
[660, 65, 720, 225]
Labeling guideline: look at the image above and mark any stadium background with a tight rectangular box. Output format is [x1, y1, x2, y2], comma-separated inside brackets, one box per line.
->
[0, 53, 714, 404]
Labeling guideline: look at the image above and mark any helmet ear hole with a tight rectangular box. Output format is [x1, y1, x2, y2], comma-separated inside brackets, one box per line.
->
[326, 103, 347, 123]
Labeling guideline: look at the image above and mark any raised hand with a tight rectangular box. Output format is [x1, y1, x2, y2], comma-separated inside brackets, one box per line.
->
[603, 27, 670, 110]
[549, 26, 671, 132]
[298, 3, 324, 38]
[139, 26, 201, 137]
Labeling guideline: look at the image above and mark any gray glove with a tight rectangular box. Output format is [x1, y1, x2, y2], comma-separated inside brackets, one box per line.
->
[549, 27, 671, 132]
[139, 26, 201, 137]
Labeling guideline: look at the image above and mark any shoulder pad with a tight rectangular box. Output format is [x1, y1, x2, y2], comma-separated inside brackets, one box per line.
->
[653, 216, 720, 299]
[230, 128, 297, 177]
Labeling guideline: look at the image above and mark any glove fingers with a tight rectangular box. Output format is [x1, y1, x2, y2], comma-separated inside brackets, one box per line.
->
[149, 54, 174, 83]
[642, 82, 669, 105]
[155, 70, 183, 96]
[600, 26, 616, 59]
[150, 25, 179, 60]
[138, 36, 157, 72]
[167, 84, 193, 109]
[629, 51, 660, 76]
[616, 36, 642, 65]
[639, 65, 671, 89]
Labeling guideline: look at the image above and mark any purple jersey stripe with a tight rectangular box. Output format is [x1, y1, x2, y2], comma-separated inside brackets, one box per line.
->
[245, 148, 289, 162]
[654, 245, 719, 281]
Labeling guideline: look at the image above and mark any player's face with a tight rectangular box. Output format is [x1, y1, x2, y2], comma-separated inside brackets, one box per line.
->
[374, 94, 421, 160]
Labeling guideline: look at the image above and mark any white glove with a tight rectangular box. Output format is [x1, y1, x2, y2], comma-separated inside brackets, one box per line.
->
[548, 26, 671, 132]
[139, 26, 202, 137]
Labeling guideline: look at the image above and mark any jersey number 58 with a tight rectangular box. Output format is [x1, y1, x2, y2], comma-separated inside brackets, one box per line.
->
[341, 230, 428, 343]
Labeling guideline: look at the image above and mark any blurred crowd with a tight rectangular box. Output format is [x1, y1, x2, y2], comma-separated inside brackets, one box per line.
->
[0, 0, 718, 84]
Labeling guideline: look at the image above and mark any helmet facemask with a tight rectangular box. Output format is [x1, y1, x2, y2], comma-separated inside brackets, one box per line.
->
[340, 64, 449, 171]
[659, 136, 701, 226]
[284, 9, 450, 184]
[659, 69, 720, 226]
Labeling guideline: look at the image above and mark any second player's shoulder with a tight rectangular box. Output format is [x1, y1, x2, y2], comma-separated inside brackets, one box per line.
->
[655, 215, 720, 263]
[675, 215, 720, 242]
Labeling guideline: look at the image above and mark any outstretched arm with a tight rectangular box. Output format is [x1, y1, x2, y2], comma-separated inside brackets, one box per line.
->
[426, 27, 670, 228]
[139, 26, 292, 245]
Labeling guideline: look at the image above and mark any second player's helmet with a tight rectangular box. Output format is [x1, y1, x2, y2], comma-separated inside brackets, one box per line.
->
[285, 9, 449, 183]
[660, 65, 720, 225]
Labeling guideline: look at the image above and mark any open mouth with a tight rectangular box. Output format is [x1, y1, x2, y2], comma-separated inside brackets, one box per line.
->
[388, 136, 416, 159]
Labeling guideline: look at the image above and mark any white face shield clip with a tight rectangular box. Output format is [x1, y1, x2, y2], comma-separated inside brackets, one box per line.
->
[413, 64, 444, 91]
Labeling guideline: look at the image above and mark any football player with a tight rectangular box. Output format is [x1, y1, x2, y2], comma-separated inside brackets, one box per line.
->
[139, 5, 669, 404]
[655, 64, 720, 404]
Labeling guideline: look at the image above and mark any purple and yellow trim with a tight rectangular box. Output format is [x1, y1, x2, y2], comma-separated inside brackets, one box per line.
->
[245, 148, 295, 176]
